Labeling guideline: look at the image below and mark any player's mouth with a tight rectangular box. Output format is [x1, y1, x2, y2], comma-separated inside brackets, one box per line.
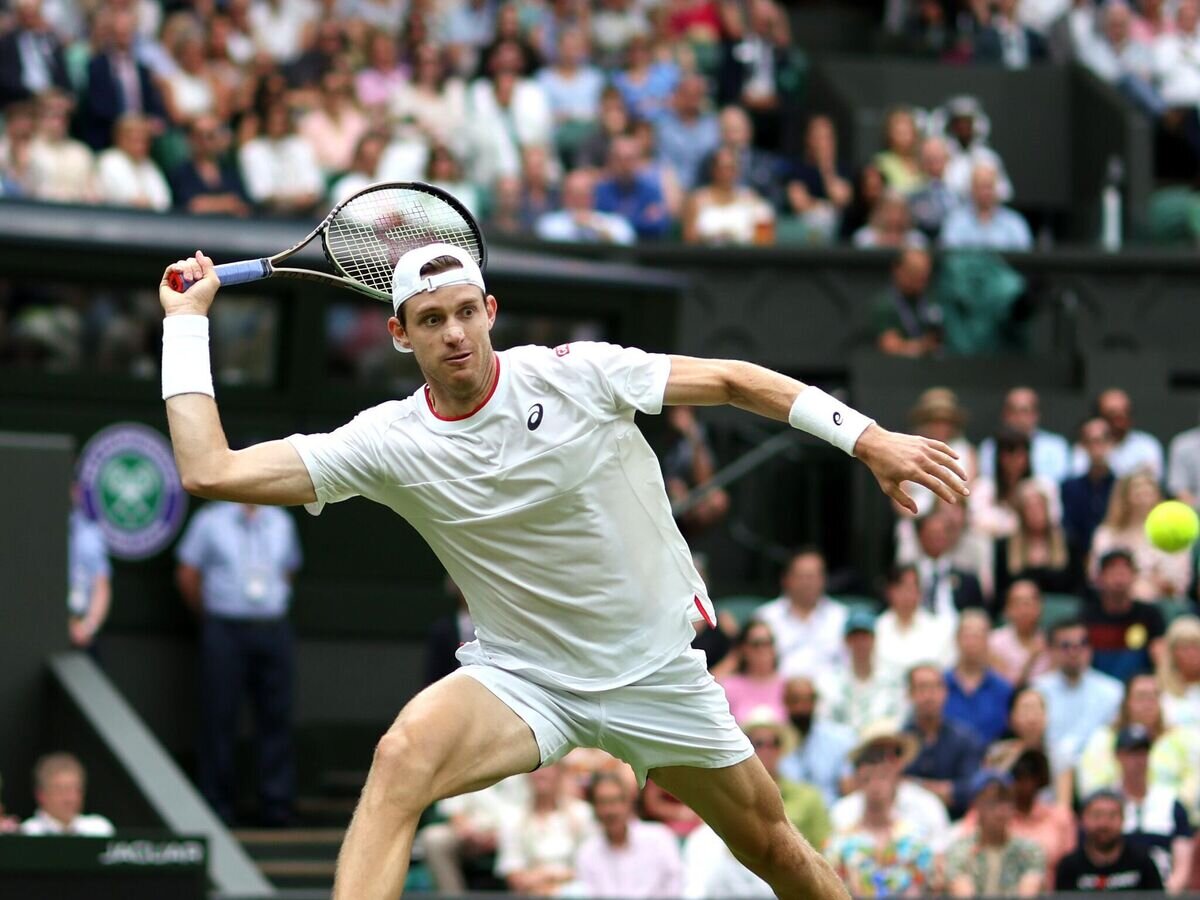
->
[444, 350, 472, 366]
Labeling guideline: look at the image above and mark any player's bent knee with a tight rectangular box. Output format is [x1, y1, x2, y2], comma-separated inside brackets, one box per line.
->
[369, 727, 438, 812]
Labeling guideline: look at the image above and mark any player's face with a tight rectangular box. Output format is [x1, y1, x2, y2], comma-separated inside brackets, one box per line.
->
[390, 286, 497, 389]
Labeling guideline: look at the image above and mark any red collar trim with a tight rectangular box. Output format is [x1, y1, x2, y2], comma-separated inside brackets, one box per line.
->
[424, 355, 501, 422]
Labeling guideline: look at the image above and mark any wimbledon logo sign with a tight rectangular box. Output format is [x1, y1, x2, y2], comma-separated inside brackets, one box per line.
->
[78, 423, 188, 560]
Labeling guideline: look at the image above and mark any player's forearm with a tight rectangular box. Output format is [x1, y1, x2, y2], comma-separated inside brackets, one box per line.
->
[165, 393, 237, 496]
[665, 356, 800, 421]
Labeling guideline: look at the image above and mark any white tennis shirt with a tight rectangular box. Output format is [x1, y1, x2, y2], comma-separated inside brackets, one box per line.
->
[287, 342, 714, 691]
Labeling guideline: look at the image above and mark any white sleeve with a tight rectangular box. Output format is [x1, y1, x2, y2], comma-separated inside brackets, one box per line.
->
[239, 142, 273, 204]
[553, 341, 672, 417]
[286, 407, 389, 514]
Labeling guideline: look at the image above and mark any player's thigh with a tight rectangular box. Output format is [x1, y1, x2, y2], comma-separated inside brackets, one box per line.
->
[648, 755, 791, 856]
[378, 671, 541, 803]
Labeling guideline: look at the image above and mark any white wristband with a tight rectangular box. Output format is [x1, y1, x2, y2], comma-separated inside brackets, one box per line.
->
[161, 315, 215, 400]
[788, 387, 874, 456]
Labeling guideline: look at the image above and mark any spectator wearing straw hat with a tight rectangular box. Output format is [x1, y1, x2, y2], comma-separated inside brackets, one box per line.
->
[829, 719, 949, 846]
[825, 723, 938, 896]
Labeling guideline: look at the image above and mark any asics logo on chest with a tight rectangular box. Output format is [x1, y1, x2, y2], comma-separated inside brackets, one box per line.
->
[527, 403, 544, 431]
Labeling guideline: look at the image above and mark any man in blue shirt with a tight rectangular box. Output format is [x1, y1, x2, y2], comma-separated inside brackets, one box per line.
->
[594, 134, 672, 239]
[943, 610, 1012, 745]
[778, 675, 855, 806]
[940, 161, 1032, 251]
[977, 387, 1071, 483]
[654, 74, 720, 191]
[177, 501, 302, 826]
[903, 662, 985, 819]
[1034, 618, 1123, 772]
[67, 487, 112, 658]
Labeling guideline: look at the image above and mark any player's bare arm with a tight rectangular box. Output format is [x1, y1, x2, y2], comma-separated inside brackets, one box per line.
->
[664, 354, 969, 514]
[160, 251, 317, 506]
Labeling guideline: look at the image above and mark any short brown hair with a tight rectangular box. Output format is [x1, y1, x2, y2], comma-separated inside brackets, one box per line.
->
[397, 255, 464, 326]
[34, 753, 84, 790]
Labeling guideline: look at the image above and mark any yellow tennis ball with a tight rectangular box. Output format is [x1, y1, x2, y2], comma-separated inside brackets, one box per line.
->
[1145, 500, 1200, 553]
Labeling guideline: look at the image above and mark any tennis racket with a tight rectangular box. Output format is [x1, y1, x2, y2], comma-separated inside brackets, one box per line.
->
[167, 181, 486, 302]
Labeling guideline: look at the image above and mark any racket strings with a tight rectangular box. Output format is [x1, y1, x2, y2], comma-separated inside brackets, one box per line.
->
[324, 187, 483, 296]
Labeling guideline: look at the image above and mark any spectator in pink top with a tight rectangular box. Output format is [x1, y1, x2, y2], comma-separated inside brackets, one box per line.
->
[298, 68, 369, 175]
[1131, 0, 1175, 44]
[574, 772, 684, 897]
[989, 579, 1052, 687]
[718, 619, 786, 724]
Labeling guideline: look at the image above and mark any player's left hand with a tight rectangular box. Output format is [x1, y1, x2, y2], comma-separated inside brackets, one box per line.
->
[853, 424, 969, 515]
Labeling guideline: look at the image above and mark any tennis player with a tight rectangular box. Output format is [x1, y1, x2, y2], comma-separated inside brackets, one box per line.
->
[160, 246, 968, 899]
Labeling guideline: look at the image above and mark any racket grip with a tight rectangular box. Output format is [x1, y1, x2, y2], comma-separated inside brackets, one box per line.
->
[168, 258, 272, 293]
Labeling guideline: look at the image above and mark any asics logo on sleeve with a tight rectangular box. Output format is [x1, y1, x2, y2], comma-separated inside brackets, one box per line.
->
[833, 411, 843, 426]
[527, 403, 544, 431]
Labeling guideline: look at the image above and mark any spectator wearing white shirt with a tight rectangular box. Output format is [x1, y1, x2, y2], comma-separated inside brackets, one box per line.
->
[536, 169, 636, 245]
[1167, 414, 1200, 509]
[938, 96, 1014, 204]
[975, 0, 1050, 68]
[19, 753, 114, 837]
[465, 41, 552, 186]
[1071, 388, 1164, 478]
[1076, 0, 1163, 114]
[1154, 0, 1200, 108]
[818, 608, 908, 738]
[95, 114, 172, 211]
[496, 762, 595, 894]
[755, 548, 847, 680]
[978, 387, 1073, 483]
[248, 0, 317, 64]
[239, 102, 323, 216]
[389, 43, 469, 157]
[329, 130, 387, 204]
[1019, 0, 1073, 36]
[876, 564, 956, 685]
[941, 162, 1033, 250]
[828, 719, 951, 849]
[574, 772, 683, 898]
[27, 90, 95, 204]
[419, 775, 530, 893]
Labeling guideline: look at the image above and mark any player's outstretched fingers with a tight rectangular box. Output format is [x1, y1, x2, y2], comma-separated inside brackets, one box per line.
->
[924, 452, 969, 496]
[925, 444, 968, 484]
[913, 470, 959, 505]
[885, 479, 919, 516]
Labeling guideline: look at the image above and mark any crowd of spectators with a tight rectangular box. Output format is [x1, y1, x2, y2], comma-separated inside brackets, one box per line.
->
[0, 0, 1052, 251]
[403, 375, 1200, 897]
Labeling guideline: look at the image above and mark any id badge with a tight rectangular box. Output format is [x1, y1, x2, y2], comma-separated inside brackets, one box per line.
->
[244, 567, 271, 604]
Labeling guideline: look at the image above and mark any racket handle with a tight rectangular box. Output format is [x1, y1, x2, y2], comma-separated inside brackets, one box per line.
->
[167, 258, 272, 293]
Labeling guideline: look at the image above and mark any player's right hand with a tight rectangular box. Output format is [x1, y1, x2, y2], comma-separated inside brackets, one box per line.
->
[160, 250, 220, 317]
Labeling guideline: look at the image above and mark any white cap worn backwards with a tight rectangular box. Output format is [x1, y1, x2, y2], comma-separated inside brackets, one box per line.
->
[390, 243, 486, 353]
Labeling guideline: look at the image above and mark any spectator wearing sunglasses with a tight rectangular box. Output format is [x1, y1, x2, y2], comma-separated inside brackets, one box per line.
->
[1033, 618, 1123, 772]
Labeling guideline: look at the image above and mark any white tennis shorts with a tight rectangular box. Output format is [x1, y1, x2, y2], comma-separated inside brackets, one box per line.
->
[458, 648, 754, 786]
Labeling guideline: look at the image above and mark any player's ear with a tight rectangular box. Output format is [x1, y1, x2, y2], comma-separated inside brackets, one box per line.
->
[484, 294, 498, 330]
[387, 315, 412, 352]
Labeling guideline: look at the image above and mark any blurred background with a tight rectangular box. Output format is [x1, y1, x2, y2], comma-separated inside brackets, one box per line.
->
[3, 0, 1200, 896]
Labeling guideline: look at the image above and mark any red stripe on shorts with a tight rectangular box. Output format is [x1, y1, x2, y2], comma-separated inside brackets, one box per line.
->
[694, 595, 715, 629]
